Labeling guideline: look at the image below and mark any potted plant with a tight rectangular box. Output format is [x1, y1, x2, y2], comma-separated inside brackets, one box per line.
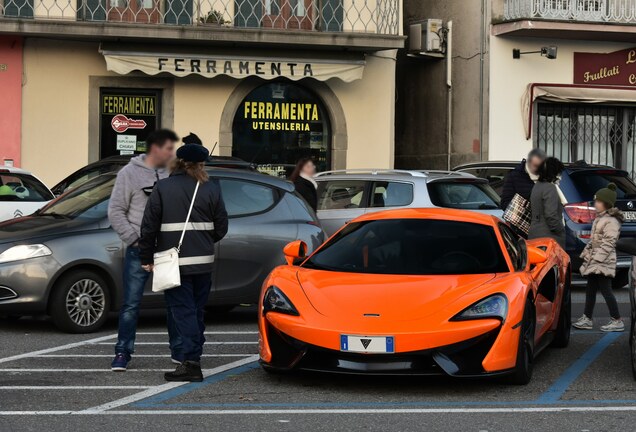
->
[198, 9, 228, 26]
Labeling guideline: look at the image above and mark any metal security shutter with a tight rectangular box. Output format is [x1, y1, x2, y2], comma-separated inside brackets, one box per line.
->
[4, 0, 34, 17]
[535, 102, 636, 178]
[164, 0, 192, 24]
[234, 0, 262, 27]
[320, 0, 342, 31]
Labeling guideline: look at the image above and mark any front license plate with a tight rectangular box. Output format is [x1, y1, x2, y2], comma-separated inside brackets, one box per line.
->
[340, 335, 394, 353]
[623, 211, 636, 222]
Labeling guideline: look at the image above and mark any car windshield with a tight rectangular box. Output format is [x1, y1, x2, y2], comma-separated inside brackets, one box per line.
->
[303, 219, 509, 275]
[39, 175, 115, 219]
[568, 170, 636, 200]
[0, 173, 54, 202]
[427, 180, 501, 210]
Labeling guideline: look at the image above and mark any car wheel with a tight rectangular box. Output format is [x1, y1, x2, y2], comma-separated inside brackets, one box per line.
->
[50, 270, 111, 333]
[508, 298, 535, 385]
[612, 269, 629, 289]
[551, 273, 571, 348]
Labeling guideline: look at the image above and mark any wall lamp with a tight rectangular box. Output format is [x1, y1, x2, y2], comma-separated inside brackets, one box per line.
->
[512, 46, 558, 60]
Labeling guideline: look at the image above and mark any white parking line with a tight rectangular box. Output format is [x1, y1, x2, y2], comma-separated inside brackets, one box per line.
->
[0, 386, 153, 390]
[6, 406, 636, 416]
[33, 354, 251, 358]
[78, 355, 260, 414]
[95, 342, 257, 345]
[0, 334, 117, 364]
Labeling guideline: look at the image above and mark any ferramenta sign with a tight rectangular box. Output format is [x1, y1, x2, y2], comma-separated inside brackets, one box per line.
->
[101, 50, 366, 83]
[574, 47, 636, 86]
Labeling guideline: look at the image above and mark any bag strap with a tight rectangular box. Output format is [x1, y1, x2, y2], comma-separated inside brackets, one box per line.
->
[177, 181, 200, 253]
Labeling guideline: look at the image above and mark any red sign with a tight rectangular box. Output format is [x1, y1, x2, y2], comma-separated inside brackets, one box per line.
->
[110, 114, 147, 133]
[574, 47, 636, 86]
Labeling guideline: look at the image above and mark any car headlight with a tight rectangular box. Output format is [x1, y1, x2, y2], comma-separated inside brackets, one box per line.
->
[263, 286, 299, 316]
[452, 294, 508, 322]
[0, 244, 52, 264]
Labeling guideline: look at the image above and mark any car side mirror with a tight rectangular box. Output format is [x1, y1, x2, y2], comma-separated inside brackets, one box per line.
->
[283, 240, 307, 266]
[527, 246, 547, 266]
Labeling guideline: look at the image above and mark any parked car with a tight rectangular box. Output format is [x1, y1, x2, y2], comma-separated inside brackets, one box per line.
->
[0, 167, 54, 222]
[51, 155, 256, 196]
[314, 169, 503, 236]
[260, 208, 571, 384]
[0, 169, 325, 333]
[454, 161, 636, 288]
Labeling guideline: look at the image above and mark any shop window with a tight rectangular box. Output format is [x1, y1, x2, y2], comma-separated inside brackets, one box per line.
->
[535, 102, 636, 177]
[232, 82, 331, 177]
[99, 88, 162, 159]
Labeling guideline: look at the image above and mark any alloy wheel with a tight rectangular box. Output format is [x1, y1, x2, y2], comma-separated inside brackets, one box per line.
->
[65, 278, 106, 327]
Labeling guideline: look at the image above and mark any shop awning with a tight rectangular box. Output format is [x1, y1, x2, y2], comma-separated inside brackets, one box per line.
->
[523, 83, 636, 139]
[99, 44, 366, 83]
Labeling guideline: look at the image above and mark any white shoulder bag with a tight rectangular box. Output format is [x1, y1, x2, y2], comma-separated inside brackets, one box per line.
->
[151, 181, 200, 293]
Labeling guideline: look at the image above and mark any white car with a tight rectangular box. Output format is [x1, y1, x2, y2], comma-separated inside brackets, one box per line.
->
[0, 167, 54, 222]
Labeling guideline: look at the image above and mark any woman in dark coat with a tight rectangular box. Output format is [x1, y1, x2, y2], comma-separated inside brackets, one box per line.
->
[527, 157, 566, 248]
[290, 158, 318, 212]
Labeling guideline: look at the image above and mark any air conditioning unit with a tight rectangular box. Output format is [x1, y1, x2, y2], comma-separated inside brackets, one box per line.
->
[409, 19, 444, 55]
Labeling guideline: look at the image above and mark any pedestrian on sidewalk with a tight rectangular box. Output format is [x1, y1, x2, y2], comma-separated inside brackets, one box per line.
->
[109, 129, 181, 371]
[500, 148, 546, 211]
[528, 157, 567, 249]
[139, 142, 228, 382]
[573, 183, 625, 332]
[290, 157, 318, 212]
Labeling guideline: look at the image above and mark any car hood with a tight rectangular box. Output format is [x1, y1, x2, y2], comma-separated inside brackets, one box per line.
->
[0, 216, 104, 245]
[296, 270, 496, 322]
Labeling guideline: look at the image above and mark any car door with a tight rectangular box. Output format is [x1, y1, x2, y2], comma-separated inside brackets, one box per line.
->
[316, 179, 369, 236]
[213, 177, 293, 305]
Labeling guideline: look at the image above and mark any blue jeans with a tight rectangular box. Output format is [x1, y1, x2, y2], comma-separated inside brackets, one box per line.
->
[114, 246, 182, 359]
[164, 273, 213, 363]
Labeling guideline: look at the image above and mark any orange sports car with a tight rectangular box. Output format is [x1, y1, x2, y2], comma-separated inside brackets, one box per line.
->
[258, 208, 571, 384]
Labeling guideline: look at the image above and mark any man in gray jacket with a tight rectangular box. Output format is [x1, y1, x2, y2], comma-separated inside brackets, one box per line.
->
[109, 129, 179, 371]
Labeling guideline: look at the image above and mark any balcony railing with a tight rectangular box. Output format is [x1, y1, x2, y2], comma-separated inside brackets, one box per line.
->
[504, 0, 636, 23]
[0, 0, 399, 34]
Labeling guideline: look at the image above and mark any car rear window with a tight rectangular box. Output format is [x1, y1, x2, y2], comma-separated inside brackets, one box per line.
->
[427, 181, 500, 210]
[568, 171, 636, 200]
[0, 173, 54, 202]
[303, 219, 509, 275]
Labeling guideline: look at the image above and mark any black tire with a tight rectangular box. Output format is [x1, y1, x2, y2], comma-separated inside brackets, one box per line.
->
[613, 269, 629, 289]
[508, 297, 535, 385]
[551, 273, 571, 348]
[49, 270, 111, 333]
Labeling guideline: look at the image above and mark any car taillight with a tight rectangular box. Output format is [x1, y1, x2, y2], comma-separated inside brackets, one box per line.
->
[565, 202, 596, 224]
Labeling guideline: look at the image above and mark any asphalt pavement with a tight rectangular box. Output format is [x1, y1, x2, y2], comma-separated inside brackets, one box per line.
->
[0, 284, 635, 432]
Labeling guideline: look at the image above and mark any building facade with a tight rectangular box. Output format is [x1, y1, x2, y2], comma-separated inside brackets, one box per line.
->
[399, 0, 636, 176]
[0, 0, 403, 184]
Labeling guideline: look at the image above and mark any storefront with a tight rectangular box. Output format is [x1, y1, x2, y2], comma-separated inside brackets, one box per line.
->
[489, 38, 636, 177]
[17, 39, 398, 185]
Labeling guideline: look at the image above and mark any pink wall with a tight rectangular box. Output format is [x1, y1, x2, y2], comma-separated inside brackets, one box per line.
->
[0, 36, 22, 168]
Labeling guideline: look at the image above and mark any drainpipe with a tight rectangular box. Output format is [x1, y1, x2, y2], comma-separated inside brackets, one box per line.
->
[479, 0, 487, 161]
[446, 21, 453, 170]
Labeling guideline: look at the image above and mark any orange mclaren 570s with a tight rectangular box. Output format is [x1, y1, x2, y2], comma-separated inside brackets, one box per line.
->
[258, 208, 571, 384]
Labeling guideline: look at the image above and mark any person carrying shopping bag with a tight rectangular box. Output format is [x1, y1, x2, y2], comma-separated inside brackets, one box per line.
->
[573, 183, 625, 332]
[139, 142, 229, 381]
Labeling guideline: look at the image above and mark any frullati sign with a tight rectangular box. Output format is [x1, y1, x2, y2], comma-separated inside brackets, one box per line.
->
[574, 47, 636, 86]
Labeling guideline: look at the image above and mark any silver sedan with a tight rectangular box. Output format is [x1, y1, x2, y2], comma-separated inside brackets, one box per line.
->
[0, 169, 325, 333]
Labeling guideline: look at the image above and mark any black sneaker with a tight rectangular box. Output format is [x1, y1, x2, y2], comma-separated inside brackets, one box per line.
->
[164, 360, 203, 382]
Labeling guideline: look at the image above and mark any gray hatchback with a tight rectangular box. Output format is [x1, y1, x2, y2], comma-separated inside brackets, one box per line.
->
[0, 169, 325, 333]
[315, 169, 503, 236]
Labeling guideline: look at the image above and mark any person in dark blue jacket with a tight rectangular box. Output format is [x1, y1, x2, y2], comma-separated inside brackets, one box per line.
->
[500, 148, 547, 211]
[139, 143, 228, 382]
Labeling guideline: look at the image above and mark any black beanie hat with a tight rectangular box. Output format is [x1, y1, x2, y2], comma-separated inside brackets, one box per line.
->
[182, 132, 203, 145]
[176, 143, 209, 163]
